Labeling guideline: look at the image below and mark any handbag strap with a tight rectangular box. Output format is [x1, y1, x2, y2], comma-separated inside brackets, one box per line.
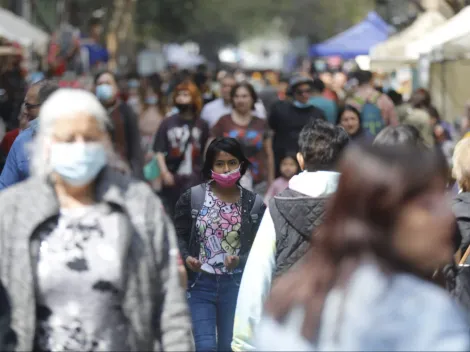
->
[459, 246, 470, 265]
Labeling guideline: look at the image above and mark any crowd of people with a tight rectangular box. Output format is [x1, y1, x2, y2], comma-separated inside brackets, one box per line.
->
[0, 63, 469, 351]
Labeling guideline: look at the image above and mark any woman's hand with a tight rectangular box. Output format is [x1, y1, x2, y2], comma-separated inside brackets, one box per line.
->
[162, 170, 175, 187]
[224, 255, 240, 271]
[186, 256, 202, 272]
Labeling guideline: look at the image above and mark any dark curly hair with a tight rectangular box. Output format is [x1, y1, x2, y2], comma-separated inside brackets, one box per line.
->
[298, 119, 350, 171]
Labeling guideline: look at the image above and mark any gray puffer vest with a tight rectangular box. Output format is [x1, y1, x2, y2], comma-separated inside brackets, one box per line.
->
[269, 188, 329, 279]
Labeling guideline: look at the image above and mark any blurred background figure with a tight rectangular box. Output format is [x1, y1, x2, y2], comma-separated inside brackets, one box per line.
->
[309, 78, 337, 124]
[154, 81, 209, 218]
[200, 74, 266, 129]
[337, 104, 373, 144]
[256, 144, 468, 351]
[94, 71, 143, 178]
[263, 152, 299, 204]
[0, 80, 59, 190]
[268, 75, 325, 177]
[211, 82, 274, 194]
[347, 70, 398, 136]
[373, 125, 425, 148]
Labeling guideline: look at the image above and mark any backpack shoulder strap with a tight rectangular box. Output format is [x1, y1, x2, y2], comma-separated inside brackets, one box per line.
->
[188, 183, 207, 252]
[190, 183, 206, 218]
[250, 194, 264, 223]
[369, 91, 381, 105]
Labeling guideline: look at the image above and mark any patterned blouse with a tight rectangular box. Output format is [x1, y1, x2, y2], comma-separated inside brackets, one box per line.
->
[34, 205, 131, 352]
[196, 184, 242, 275]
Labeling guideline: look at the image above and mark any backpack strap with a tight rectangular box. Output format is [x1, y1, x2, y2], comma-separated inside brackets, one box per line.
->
[190, 184, 206, 218]
[369, 91, 381, 105]
[189, 184, 206, 250]
[250, 194, 264, 223]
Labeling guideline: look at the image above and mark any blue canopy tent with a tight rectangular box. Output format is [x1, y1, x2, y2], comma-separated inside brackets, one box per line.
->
[310, 11, 391, 58]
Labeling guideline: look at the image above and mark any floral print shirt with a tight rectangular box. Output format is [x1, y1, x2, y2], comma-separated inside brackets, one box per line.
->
[34, 205, 130, 352]
[196, 184, 242, 274]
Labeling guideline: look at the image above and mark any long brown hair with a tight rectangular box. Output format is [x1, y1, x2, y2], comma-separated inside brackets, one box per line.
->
[265, 144, 448, 341]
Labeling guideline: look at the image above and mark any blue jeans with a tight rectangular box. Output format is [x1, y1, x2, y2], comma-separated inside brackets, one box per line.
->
[187, 272, 242, 351]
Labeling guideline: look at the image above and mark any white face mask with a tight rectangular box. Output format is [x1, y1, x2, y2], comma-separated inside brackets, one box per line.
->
[49, 142, 107, 186]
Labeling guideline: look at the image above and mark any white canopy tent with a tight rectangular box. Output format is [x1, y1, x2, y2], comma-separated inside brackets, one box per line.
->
[406, 6, 470, 60]
[440, 27, 470, 59]
[0, 8, 49, 55]
[370, 11, 446, 71]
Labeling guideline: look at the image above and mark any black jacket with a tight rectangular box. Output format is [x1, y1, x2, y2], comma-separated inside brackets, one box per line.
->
[269, 100, 325, 158]
[118, 102, 144, 180]
[174, 184, 266, 272]
[269, 188, 328, 278]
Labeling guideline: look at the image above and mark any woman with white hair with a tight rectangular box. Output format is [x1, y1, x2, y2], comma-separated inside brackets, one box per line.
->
[0, 88, 194, 351]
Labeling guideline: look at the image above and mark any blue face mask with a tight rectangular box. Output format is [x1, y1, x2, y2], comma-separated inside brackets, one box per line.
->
[28, 118, 39, 131]
[293, 100, 311, 109]
[96, 84, 114, 102]
[50, 142, 107, 186]
[145, 96, 158, 105]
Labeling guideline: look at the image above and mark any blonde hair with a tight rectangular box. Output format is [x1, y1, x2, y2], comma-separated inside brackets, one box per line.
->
[30, 88, 113, 179]
[453, 137, 470, 192]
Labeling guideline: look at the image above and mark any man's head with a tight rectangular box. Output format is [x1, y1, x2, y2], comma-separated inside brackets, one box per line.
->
[289, 76, 314, 104]
[297, 119, 349, 172]
[312, 78, 325, 95]
[22, 83, 41, 122]
[355, 70, 373, 87]
[20, 80, 59, 129]
[220, 74, 237, 103]
[38, 81, 60, 105]
[88, 17, 103, 39]
[21, 80, 58, 121]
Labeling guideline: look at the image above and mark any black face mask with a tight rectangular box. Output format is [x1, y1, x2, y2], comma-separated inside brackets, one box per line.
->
[176, 103, 192, 113]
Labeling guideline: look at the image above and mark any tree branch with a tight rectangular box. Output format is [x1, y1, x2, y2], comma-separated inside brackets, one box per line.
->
[444, 0, 464, 14]
[30, 0, 52, 33]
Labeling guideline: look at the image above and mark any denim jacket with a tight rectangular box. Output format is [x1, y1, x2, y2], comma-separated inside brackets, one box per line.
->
[0, 126, 34, 190]
[255, 261, 470, 351]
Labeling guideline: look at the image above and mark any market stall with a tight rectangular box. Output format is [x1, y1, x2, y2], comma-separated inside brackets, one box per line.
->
[406, 6, 470, 60]
[370, 11, 446, 72]
[310, 11, 391, 59]
[0, 8, 49, 55]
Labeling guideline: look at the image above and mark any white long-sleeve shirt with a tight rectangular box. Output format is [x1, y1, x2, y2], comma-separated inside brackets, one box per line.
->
[232, 171, 340, 351]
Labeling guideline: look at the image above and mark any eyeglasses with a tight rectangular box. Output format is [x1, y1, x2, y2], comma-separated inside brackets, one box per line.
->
[23, 101, 41, 110]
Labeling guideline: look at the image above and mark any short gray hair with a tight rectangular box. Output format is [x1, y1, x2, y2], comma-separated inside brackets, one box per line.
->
[30, 88, 112, 178]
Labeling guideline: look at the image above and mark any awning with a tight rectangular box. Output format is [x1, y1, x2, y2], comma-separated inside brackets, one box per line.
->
[406, 6, 470, 60]
[310, 11, 391, 59]
[0, 8, 49, 55]
[370, 11, 447, 71]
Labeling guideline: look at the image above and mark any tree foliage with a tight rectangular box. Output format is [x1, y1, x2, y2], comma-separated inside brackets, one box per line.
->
[38, 0, 376, 59]
[134, 0, 375, 58]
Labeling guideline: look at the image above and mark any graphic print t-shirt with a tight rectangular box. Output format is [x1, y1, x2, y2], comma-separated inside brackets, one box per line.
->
[211, 114, 268, 184]
[196, 184, 242, 275]
[154, 114, 209, 176]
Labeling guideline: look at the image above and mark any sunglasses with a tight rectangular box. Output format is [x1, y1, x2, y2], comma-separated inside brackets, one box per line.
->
[295, 88, 312, 95]
[23, 101, 41, 110]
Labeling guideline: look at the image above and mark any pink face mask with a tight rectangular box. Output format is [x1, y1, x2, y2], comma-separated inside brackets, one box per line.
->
[211, 168, 241, 188]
